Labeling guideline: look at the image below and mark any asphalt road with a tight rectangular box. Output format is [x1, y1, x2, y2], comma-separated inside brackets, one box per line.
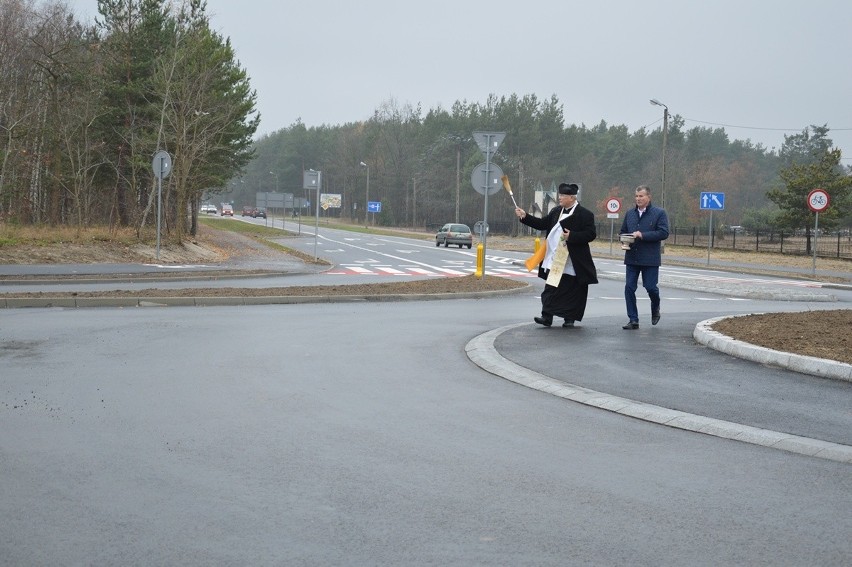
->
[2, 275, 851, 565]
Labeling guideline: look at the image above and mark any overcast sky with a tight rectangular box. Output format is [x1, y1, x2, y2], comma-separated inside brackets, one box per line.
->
[68, 0, 852, 161]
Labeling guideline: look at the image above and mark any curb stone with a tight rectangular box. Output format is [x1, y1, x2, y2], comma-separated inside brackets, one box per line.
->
[466, 323, 852, 464]
[693, 315, 852, 382]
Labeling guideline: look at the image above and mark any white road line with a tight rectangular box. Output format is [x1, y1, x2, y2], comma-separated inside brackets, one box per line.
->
[432, 268, 468, 275]
[376, 267, 407, 275]
[348, 266, 374, 274]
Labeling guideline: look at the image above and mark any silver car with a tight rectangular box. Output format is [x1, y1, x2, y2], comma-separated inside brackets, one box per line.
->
[435, 223, 473, 249]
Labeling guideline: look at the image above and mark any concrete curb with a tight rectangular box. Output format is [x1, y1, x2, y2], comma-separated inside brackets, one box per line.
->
[466, 323, 852, 464]
[693, 314, 852, 382]
[0, 284, 532, 309]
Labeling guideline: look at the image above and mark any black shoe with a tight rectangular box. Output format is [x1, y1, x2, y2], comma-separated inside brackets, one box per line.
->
[652, 312, 661, 325]
[562, 320, 575, 328]
[534, 316, 553, 327]
[622, 321, 639, 330]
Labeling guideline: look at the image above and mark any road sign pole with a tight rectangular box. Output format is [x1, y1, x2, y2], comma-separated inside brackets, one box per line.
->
[151, 150, 172, 261]
[483, 136, 491, 277]
[610, 219, 615, 255]
[806, 188, 829, 276]
[813, 212, 819, 276]
[315, 171, 321, 260]
[707, 210, 713, 265]
[604, 198, 621, 255]
[471, 131, 506, 281]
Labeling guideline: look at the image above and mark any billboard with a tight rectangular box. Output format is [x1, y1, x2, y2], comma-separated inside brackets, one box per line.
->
[320, 193, 342, 209]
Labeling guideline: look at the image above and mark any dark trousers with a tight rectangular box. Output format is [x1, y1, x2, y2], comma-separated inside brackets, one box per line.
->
[541, 274, 589, 322]
[624, 264, 660, 322]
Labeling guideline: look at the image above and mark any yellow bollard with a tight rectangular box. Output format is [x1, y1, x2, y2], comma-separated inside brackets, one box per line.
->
[523, 237, 544, 272]
[475, 243, 484, 278]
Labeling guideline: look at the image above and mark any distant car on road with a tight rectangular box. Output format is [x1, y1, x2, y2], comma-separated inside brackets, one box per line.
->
[241, 206, 255, 217]
[254, 208, 267, 219]
[200, 204, 217, 214]
[435, 223, 473, 249]
[221, 204, 234, 216]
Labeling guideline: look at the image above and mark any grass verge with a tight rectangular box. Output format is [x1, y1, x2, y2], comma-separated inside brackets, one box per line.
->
[198, 216, 330, 265]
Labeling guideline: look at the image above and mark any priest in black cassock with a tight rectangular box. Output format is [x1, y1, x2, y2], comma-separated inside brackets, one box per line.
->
[514, 183, 599, 328]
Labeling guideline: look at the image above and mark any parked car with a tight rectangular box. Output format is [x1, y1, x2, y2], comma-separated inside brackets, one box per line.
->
[435, 223, 473, 248]
[241, 206, 255, 216]
[200, 204, 217, 214]
[221, 204, 234, 216]
[254, 208, 267, 219]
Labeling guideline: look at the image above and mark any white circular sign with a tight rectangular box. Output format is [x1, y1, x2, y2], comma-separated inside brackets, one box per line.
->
[152, 150, 172, 179]
[470, 163, 504, 196]
[807, 188, 829, 212]
[605, 198, 622, 214]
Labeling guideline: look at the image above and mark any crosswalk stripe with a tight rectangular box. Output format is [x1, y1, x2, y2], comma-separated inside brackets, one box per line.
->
[409, 268, 440, 276]
[348, 266, 374, 274]
[432, 267, 468, 275]
[376, 267, 407, 275]
[324, 266, 532, 277]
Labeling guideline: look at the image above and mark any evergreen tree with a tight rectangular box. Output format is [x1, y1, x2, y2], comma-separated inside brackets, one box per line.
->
[768, 148, 850, 229]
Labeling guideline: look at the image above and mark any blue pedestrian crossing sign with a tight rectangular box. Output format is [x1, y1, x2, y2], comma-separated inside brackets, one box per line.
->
[700, 192, 725, 210]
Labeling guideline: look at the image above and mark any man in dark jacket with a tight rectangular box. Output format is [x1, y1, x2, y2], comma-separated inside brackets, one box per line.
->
[619, 185, 669, 329]
[515, 183, 598, 328]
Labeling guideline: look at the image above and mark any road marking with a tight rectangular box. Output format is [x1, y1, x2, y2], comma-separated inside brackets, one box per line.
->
[432, 267, 470, 276]
[348, 266, 374, 274]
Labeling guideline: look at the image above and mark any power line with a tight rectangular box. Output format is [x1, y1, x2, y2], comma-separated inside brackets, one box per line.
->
[631, 117, 851, 161]
[684, 118, 852, 133]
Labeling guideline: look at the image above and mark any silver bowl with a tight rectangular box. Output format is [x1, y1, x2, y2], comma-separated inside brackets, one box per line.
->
[619, 234, 636, 250]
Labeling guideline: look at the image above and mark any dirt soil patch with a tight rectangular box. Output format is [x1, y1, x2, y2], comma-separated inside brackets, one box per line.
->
[711, 310, 852, 365]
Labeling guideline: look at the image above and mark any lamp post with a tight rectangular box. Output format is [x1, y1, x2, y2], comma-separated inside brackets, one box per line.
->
[455, 143, 460, 223]
[359, 161, 370, 228]
[442, 134, 467, 223]
[649, 99, 668, 213]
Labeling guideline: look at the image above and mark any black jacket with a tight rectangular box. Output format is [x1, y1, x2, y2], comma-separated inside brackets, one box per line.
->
[519, 204, 599, 285]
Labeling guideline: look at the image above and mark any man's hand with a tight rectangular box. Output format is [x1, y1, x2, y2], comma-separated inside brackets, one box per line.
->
[514, 207, 526, 219]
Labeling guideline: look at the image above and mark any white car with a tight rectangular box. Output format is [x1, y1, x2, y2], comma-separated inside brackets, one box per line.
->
[200, 204, 217, 214]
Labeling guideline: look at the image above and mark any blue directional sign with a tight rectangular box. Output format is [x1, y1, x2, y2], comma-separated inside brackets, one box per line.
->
[367, 201, 382, 213]
[700, 192, 725, 210]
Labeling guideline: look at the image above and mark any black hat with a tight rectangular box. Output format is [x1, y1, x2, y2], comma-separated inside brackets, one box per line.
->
[558, 183, 579, 195]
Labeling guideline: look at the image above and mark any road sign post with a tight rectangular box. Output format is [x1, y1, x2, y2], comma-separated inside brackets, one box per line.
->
[605, 198, 622, 255]
[699, 192, 725, 265]
[304, 169, 321, 259]
[807, 188, 830, 275]
[471, 131, 506, 279]
[152, 150, 172, 261]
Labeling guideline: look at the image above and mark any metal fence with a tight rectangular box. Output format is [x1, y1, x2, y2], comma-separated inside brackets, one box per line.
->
[481, 220, 852, 261]
[641, 226, 852, 260]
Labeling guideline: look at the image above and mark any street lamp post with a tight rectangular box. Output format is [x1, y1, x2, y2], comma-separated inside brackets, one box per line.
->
[442, 135, 467, 224]
[455, 143, 461, 223]
[649, 99, 668, 213]
[359, 161, 370, 228]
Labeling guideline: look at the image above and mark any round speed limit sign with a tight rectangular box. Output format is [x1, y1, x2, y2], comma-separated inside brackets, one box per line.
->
[605, 198, 622, 214]
[807, 188, 829, 213]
